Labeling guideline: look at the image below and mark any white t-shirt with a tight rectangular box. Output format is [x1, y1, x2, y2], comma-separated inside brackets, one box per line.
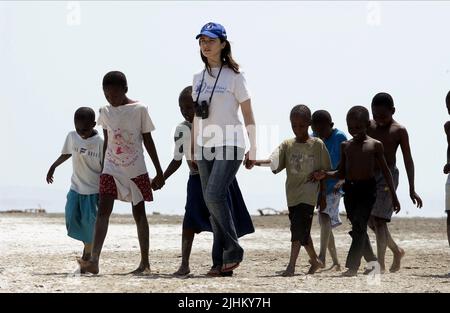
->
[192, 66, 251, 148]
[97, 102, 155, 179]
[61, 131, 103, 195]
[97, 102, 156, 204]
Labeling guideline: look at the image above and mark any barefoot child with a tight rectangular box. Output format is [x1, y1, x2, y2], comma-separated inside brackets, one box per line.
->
[311, 110, 347, 271]
[79, 71, 165, 274]
[46, 107, 103, 264]
[255, 105, 330, 276]
[443, 91, 450, 247]
[367, 92, 423, 273]
[313, 106, 400, 277]
[163, 86, 254, 277]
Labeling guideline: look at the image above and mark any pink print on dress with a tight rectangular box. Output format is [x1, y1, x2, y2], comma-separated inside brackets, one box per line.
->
[108, 128, 138, 167]
[116, 146, 126, 155]
[113, 130, 134, 155]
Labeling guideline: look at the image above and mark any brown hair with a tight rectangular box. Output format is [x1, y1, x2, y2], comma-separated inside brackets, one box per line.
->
[200, 39, 240, 76]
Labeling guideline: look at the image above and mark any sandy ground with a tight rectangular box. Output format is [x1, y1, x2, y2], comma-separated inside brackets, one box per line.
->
[0, 213, 449, 293]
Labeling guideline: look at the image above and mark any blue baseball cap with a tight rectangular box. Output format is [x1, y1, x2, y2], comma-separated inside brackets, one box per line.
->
[195, 22, 227, 40]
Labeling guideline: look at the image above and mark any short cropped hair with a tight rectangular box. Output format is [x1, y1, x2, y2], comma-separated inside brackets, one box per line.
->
[347, 106, 370, 124]
[74, 107, 95, 123]
[102, 71, 127, 88]
[290, 104, 311, 120]
[312, 110, 332, 124]
[372, 92, 394, 109]
[179, 86, 193, 106]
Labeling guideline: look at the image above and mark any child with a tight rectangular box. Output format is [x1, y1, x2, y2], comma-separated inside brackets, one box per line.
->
[443, 91, 450, 247]
[163, 86, 254, 277]
[78, 71, 165, 275]
[46, 107, 103, 266]
[313, 106, 400, 277]
[311, 110, 347, 271]
[255, 105, 330, 277]
[367, 92, 423, 273]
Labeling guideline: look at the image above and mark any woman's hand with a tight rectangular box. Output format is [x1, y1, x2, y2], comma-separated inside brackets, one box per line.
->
[243, 148, 256, 169]
[191, 160, 199, 171]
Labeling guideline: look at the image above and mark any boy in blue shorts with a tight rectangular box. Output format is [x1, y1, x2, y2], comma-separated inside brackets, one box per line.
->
[47, 107, 103, 265]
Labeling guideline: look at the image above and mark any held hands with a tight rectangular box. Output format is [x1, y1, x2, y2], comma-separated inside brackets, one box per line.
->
[190, 160, 199, 171]
[151, 173, 165, 191]
[410, 190, 423, 209]
[444, 164, 450, 174]
[243, 148, 256, 170]
[46, 167, 55, 184]
[317, 194, 327, 212]
[333, 180, 344, 194]
[308, 170, 326, 182]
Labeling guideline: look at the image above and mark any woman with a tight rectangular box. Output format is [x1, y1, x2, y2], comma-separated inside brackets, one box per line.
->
[191, 22, 257, 276]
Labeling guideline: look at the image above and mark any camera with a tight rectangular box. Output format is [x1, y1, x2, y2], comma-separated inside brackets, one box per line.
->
[195, 100, 209, 119]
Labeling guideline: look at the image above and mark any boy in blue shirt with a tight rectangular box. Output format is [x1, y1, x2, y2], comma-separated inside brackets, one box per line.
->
[312, 110, 347, 271]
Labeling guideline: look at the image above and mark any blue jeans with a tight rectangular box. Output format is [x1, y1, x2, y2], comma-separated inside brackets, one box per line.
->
[197, 146, 245, 266]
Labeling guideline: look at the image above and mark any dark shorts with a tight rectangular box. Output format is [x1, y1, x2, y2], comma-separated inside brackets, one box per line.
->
[288, 203, 315, 245]
[99, 173, 153, 202]
[371, 167, 399, 222]
[343, 178, 377, 222]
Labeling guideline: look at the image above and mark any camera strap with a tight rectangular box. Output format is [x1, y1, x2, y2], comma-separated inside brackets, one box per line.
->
[195, 64, 224, 104]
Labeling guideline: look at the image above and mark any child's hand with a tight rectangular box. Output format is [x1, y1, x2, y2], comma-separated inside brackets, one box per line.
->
[252, 160, 272, 168]
[392, 197, 401, 214]
[150, 177, 156, 190]
[410, 190, 423, 209]
[309, 170, 326, 182]
[46, 167, 55, 184]
[151, 174, 165, 191]
[333, 181, 344, 194]
[317, 194, 327, 212]
[444, 164, 450, 174]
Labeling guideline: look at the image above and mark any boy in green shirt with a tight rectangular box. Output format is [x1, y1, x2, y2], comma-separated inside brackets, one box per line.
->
[255, 105, 331, 276]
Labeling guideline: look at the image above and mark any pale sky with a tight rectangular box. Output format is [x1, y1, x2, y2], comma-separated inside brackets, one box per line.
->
[1, 1, 449, 217]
